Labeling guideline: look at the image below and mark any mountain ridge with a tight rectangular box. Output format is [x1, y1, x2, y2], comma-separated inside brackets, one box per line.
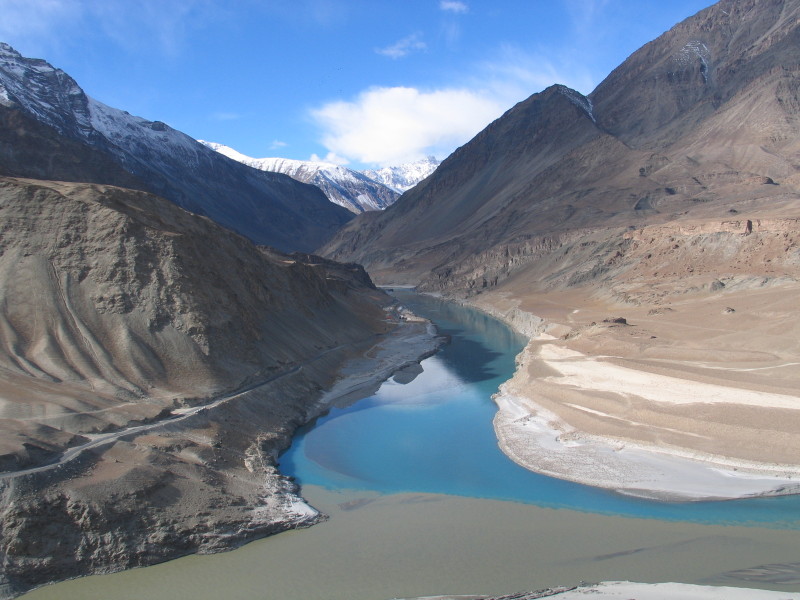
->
[199, 141, 441, 213]
[320, 0, 800, 287]
[0, 43, 351, 252]
[198, 141, 400, 213]
[362, 156, 441, 193]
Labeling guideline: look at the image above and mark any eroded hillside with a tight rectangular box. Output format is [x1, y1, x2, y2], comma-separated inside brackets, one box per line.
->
[0, 176, 424, 599]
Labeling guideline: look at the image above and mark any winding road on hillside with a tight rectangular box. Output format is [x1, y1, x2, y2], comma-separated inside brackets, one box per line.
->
[0, 330, 393, 482]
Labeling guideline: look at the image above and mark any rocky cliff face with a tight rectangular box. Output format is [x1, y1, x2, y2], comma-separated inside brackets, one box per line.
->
[0, 176, 393, 598]
[0, 43, 352, 252]
[320, 0, 800, 295]
[415, 218, 800, 308]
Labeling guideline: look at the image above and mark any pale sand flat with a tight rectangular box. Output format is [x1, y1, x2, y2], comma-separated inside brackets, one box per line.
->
[398, 581, 800, 599]
[537, 344, 800, 409]
[494, 392, 800, 500]
[472, 283, 800, 500]
[545, 581, 800, 599]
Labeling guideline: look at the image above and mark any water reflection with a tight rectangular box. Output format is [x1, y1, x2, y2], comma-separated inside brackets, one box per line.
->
[396, 293, 507, 384]
[435, 333, 502, 383]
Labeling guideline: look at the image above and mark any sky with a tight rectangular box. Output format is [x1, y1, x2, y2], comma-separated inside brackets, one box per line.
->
[0, 0, 715, 169]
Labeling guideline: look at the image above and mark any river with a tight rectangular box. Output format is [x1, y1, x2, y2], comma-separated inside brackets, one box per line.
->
[22, 291, 800, 599]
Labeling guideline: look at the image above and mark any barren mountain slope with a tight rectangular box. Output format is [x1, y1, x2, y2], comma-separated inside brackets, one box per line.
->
[320, 0, 800, 494]
[320, 0, 800, 287]
[0, 176, 407, 598]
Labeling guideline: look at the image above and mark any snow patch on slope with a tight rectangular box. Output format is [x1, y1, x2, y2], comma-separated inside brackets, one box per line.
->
[557, 85, 596, 123]
[89, 99, 205, 170]
[674, 40, 711, 83]
[0, 41, 207, 171]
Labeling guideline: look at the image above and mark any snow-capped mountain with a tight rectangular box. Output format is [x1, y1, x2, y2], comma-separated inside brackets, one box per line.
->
[199, 142, 399, 214]
[363, 157, 440, 193]
[0, 42, 351, 252]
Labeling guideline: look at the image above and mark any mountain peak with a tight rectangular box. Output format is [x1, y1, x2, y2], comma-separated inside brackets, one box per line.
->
[362, 157, 441, 194]
[590, 0, 798, 147]
[553, 85, 595, 122]
[0, 42, 21, 58]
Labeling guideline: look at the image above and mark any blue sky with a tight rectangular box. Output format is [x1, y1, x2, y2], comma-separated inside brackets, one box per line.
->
[1, 0, 714, 168]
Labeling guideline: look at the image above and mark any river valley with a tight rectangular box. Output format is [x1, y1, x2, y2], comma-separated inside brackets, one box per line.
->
[21, 292, 800, 599]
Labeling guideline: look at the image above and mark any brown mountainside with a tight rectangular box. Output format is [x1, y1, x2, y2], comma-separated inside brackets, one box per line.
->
[0, 176, 399, 598]
[320, 0, 800, 294]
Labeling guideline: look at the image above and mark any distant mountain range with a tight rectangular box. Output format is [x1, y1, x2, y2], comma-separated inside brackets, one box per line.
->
[200, 141, 440, 213]
[0, 42, 351, 252]
[362, 156, 441, 193]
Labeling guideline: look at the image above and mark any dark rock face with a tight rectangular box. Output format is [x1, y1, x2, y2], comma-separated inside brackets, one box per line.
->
[0, 43, 352, 252]
[0, 105, 145, 190]
[320, 0, 800, 293]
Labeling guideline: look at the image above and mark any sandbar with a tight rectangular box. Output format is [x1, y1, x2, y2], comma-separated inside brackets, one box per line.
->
[471, 285, 800, 500]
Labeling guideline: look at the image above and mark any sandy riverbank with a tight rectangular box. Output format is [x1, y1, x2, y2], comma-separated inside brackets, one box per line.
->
[398, 581, 800, 599]
[312, 313, 443, 413]
[468, 284, 800, 500]
[543, 582, 800, 599]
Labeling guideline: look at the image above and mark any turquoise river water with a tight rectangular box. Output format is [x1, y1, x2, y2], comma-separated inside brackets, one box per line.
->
[284, 290, 800, 528]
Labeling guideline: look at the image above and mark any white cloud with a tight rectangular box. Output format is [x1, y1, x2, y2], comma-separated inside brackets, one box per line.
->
[376, 33, 427, 59]
[440, 1, 468, 13]
[269, 140, 288, 150]
[310, 43, 598, 167]
[311, 86, 504, 166]
[309, 151, 349, 165]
